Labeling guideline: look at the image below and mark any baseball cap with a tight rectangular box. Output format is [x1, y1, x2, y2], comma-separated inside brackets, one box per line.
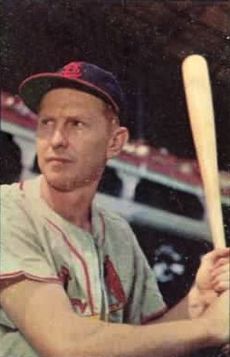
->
[19, 61, 125, 119]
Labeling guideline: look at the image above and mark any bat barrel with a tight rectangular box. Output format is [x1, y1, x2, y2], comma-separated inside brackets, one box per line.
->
[182, 55, 225, 248]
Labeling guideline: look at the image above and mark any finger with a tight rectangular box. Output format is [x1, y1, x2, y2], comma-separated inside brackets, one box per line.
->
[211, 264, 230, 278]
[201, 248, 230, 265]
[210, 270, 230, 289]
[211, 248, 230, 263]
[212, 273, 230, 293]
[213, 257, 230, 270]
[212, 280, 229, 293]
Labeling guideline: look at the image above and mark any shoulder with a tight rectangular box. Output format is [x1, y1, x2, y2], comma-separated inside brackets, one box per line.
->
[1, 181, 21, 198]
[1, 182, 23, 212]
[1, 175, 40, 197]
[0, 177, 41, 222]
[0, 178, 46, 250]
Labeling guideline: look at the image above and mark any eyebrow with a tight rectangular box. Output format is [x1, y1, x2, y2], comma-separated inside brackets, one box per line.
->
[37, 115, 93, 122]
[37, 115, 53, 120]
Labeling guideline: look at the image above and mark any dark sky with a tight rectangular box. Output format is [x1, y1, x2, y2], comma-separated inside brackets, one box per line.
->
[1, 0, 229, 170]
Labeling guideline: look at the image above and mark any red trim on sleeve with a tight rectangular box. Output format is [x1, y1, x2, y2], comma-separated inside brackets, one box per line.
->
[0, 271, 61, 284]
[45, 218, 95, 315]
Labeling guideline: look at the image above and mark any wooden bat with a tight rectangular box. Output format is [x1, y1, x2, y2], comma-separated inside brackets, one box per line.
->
[182, 54, 225, 248]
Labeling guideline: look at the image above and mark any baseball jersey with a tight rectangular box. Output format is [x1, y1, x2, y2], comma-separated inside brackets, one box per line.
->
[0, 176, 166, 357]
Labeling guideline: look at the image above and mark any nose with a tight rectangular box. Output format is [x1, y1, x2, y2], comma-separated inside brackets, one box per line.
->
[50, 127, 68, 148]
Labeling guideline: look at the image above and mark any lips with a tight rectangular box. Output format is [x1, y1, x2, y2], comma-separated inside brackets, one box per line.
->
[47, 157, 72, 163]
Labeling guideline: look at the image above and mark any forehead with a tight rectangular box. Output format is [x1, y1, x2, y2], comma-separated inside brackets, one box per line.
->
[38, 88, 106, 116]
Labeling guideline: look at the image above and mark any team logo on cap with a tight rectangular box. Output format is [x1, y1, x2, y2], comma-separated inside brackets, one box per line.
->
[61, 62, 82, 79]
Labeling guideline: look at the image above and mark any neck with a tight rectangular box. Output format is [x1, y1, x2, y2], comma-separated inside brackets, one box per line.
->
[40, 176, 98, 232]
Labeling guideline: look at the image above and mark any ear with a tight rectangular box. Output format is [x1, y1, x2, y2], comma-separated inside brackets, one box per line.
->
[106, 127, 129, 160]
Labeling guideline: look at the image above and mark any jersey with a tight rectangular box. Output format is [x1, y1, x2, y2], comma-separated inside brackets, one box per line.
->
[0, 176, 166, 357]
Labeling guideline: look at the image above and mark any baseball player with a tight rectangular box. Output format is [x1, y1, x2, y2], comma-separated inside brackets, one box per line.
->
[0, 61, 229, 357]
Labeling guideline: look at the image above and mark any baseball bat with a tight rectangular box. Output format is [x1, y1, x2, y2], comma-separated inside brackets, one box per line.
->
[182, 54, 225, 248]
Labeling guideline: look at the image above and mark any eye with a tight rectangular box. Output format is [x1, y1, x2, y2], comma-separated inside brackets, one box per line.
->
[69, 119, 85, 128]
[38, 117, 54, 126]
[37, 117, 55, 137]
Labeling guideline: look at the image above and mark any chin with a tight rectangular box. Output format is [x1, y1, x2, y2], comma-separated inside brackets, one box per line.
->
[50, 180, 75, 192]
[43, 172, 77, 192]
[44, 171, 96, 192]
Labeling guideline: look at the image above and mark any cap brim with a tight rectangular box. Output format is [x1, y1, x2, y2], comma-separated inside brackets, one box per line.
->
[19, 73, 119, 114]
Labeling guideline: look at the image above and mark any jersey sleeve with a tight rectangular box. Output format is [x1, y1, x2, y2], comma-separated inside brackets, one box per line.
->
[124, 230, 167, 324]
[0, 188, 60, 284]
[0, 328, 39, 357]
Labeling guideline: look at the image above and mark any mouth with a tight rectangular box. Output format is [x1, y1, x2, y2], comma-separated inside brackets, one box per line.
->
[47, 157, 72, 164]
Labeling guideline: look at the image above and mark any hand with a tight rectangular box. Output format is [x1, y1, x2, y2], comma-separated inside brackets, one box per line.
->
[201, 290, 230, 346]
[188, 248, 230, 319]
[196, 248, 230, 292]
[188, 284, 217, 319]
[211, 252, 230, 293]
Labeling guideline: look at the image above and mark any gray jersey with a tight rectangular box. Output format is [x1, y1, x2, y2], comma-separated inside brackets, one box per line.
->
[0, 176, 166, 356]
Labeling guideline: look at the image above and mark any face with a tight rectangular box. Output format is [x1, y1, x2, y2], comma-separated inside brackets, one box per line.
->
[36, 88, 127, 192]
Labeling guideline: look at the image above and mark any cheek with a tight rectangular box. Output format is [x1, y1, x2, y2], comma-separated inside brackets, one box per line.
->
[36, 140, 47, 163]
[77, 132, 110, 155]
[90, 138, 110, 159]
[36, 141, 43, 154]
[77, 140, 108, 170]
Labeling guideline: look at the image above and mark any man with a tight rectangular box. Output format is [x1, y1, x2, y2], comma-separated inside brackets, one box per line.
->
[0, 61, 229, 357]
